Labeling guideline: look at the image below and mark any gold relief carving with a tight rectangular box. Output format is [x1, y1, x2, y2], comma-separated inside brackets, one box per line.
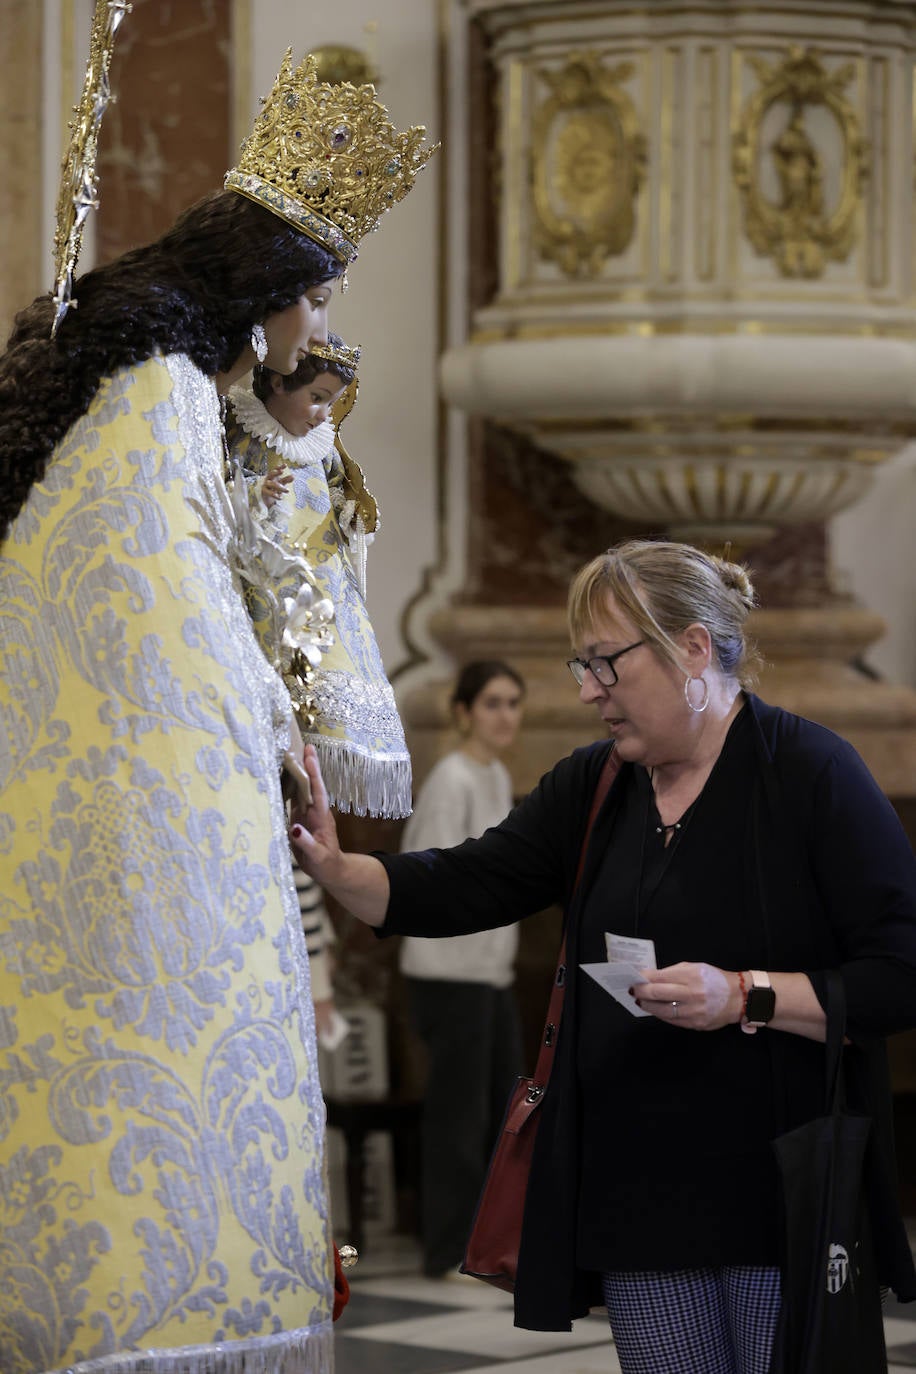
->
[531, 51, 647, 278]
[733, 47, 869, 278]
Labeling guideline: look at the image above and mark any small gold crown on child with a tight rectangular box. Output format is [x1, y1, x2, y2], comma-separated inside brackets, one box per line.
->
[310, 339, 362, 370]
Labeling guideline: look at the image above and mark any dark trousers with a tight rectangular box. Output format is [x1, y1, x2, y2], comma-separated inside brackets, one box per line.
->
[406, 977, 524, 1276]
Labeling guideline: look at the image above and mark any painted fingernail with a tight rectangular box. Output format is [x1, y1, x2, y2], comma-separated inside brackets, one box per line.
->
[290, 825, 303, 839]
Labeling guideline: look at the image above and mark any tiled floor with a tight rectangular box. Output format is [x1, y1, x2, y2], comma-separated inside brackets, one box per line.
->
[335, 1234, 916, 1373]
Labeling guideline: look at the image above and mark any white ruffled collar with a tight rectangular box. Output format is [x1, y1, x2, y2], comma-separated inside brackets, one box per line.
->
[228, 385, 333, 467]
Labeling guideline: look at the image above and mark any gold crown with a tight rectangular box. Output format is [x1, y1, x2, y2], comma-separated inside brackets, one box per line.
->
[310, 338, 361, 370]
[225, 51, 438, 264]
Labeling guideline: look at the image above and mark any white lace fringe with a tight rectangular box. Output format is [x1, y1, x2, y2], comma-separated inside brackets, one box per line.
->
[49, 1321, 334, 1373]
[308, 736, 413, 820]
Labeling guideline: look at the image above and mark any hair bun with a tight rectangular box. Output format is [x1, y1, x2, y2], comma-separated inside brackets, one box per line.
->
[711, 556, 756, 613]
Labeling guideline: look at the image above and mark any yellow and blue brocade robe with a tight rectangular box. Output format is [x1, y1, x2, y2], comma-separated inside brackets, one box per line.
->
[0, 354, 333, 1374]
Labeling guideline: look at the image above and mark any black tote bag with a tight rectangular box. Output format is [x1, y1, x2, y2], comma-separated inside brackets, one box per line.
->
[769, 971, 887, 1373]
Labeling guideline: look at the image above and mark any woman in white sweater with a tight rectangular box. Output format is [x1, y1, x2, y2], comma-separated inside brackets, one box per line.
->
[399, 660, 526, 1277]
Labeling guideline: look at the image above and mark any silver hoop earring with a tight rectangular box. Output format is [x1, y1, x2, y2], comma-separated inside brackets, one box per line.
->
[250, 323, 268, 363]
[684, 675, 710, 713]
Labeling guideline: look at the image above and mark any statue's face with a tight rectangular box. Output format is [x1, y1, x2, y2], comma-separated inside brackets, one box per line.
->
[262, 280, 336, 374]
[266, 369, 347, 437]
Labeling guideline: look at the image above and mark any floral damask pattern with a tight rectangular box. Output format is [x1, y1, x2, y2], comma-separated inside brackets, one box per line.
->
[2, 754, 268, 1053]
[0, 356, 332, 1373]
[0, 1143, 110, 1374]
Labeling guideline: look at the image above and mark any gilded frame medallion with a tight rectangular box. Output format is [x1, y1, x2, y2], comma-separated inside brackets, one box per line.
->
[531, 51, 646, 279]
[733, 46, 869, 278]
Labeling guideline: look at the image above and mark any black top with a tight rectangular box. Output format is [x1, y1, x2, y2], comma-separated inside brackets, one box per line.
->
[575, 708, 778, 1268]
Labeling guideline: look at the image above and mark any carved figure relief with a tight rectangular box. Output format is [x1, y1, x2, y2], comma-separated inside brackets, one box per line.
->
[531, 51, 646, 278]
[733, 47, 869, 277]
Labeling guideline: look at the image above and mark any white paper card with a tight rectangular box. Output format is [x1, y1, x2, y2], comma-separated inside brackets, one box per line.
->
[605, 934, 657, 970]
[581, 961, 652, 1017]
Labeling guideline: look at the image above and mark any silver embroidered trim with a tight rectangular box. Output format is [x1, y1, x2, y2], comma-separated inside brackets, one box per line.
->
[165, 355, 324, 1096]
[166, 358, 292, 764]
[311, 667, 403, 739]
[51, 1319, 334, 1374]
[306, 668, 411, 818]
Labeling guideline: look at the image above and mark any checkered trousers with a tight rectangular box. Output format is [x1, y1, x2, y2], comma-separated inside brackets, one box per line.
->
[602, 1266, 782, 1374]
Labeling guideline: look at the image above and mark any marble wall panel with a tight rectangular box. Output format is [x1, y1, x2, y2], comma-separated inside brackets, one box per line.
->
[96, 0, 231, 260]
[471, 422, 641, 604]
[471, 419, 836, 610]
[0, 0, 44, 341]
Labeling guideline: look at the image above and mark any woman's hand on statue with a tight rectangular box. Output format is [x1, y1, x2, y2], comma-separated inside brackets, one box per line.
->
[288, 744, 343, 886]
[263, 467, 293, 509]
[631, 962, 741, 1031]
[288, 746, 391, 927]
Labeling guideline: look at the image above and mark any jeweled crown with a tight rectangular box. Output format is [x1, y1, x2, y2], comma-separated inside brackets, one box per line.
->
[310, 338, 361, 371]
[225, 51, 438, 264]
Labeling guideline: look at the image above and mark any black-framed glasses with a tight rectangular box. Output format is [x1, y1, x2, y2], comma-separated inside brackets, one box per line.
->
[567, 640, 644, 688]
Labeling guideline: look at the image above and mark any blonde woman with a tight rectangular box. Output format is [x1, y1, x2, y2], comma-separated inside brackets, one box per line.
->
[289, 540, 916, 1374]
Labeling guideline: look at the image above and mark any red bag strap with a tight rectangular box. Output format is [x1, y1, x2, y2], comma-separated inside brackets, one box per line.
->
[529, 745, 620, 1094]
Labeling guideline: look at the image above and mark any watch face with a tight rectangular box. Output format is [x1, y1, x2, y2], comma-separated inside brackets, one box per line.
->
[746, 986, 776, 1024]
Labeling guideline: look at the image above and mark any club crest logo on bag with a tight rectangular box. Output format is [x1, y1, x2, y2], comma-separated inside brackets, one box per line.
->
[826, 1242, 850, 1295]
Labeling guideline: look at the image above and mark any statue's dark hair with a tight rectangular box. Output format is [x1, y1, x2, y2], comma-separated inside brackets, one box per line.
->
[0, 190, 342, 533]
[251, 331, 357, 401]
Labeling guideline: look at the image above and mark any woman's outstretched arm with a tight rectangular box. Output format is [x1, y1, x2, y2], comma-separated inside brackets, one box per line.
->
[287, 744, 390, 927]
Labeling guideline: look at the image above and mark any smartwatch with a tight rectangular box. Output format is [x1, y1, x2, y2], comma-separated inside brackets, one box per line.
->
[744, 969, 776, 1030]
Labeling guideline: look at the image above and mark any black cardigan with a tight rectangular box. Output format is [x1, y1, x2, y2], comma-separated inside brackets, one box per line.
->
[378, 696, 916, 1330]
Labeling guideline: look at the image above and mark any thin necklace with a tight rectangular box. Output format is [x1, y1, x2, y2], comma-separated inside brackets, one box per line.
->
[655, 815, 691, 838]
